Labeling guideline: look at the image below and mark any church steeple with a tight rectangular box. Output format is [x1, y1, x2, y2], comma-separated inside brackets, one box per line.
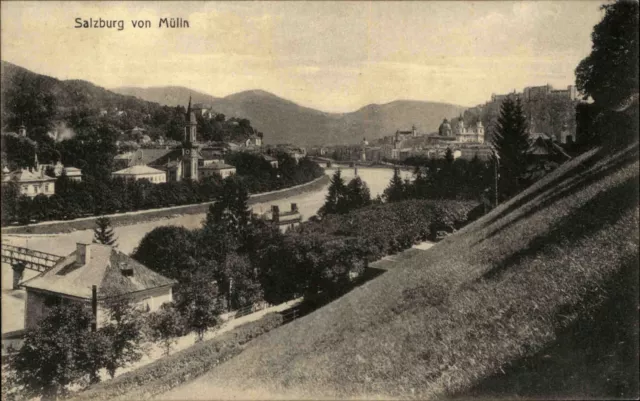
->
[184, 97, 197, 144]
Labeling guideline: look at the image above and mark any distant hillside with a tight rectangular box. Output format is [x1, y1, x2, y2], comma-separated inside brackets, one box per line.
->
[1, 61, 161, 119]
[159, 143, 639, 399]
[0, 62, 263, 148]
[112, 86, 219, 108]
[113, 86, 466, 146]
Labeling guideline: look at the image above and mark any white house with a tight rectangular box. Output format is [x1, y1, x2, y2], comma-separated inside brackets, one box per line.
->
[2, 167, 56, 197]
[198, 162, 237, 179]
[112, 165, 167, 183]
[21, 242, 176, 330]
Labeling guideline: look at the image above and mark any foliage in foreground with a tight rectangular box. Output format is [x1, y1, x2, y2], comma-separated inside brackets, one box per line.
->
[259, 199, 479, 305]
[6, 298, 146, 401]
[67, 313, 284, 401]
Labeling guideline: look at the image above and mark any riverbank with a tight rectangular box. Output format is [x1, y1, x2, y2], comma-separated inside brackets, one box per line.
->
[1, 175, 329, 235]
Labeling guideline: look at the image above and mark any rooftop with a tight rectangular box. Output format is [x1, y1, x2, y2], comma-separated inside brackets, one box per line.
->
[21, 243, 176, 299]
[113, 165, 166, 176]
[199, 162, 235, 170]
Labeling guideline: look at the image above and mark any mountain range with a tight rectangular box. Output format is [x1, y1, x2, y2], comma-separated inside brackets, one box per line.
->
[112, 87, 467, 146]
[1, 60, 466, 146]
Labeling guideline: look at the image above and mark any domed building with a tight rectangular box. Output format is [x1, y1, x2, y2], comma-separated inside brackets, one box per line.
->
[438, 119, 453, 137]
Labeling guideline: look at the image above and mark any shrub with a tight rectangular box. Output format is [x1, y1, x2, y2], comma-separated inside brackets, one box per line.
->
[68, 313, 284, 401]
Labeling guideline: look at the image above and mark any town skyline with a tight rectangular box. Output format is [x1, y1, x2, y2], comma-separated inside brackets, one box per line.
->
[2, 1, 603, 113]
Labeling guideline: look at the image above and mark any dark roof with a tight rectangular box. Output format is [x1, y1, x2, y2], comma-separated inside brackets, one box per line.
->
[21, 244, 176, 299]
[200, 162, 235, 170]
[128, 148, 176, 167]
[530, 137, 571, 160]
[198, 148, 225, 160]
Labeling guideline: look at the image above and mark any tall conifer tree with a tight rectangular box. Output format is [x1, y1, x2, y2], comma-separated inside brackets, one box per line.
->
[491, 97, 531, 201]
[93, 217, 117, 246]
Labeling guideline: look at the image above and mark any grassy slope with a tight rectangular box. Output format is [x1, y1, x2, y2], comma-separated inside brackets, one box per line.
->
[161, 144, 639, 400]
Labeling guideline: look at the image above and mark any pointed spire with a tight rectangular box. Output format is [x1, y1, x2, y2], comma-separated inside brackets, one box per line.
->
[186, 96, 192, 118]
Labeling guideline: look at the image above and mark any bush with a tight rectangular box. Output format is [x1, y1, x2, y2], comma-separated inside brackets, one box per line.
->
[69, 313, 284, 401]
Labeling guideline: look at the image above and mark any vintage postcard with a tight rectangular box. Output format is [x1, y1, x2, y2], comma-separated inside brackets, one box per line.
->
[1, 1, 638, 400]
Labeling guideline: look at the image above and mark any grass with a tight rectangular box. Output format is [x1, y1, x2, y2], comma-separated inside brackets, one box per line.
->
[66, 313, 284, 401]
[2, 175, 329, 235]
[157, 143, 639, 400]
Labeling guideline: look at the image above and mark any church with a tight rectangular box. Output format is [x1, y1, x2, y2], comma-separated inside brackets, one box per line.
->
[438, 118, 485, 143]
[116, 99, 237, 182]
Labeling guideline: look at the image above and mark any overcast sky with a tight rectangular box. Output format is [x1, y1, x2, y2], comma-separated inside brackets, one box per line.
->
[2, 1, 603, 113]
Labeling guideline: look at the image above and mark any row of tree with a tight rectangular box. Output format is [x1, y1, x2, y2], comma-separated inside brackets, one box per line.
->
[1, 152, 323, 226]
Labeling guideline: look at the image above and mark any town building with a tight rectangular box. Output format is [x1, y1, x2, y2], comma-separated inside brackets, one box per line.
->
[192, 103, 214, 119]
[199, 162, 236, 179]
[112, 165, 167, 183]
[21, 242, 177, 330]
[38, 161, 82, 182]
[451, 119, 485, 143]
[263, 155, 279, 168]
[110, 99, 237, 182]
[244, 134, 263, 148]
[2, 154, 56, 197]
[264, 204, 302, 233]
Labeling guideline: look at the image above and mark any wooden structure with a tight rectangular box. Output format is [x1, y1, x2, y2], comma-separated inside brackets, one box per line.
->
[1, 243, 63, 273]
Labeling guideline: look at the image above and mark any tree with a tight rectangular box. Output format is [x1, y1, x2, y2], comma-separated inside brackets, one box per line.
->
[445, 147, 454, 164]
[174, 266, 222, 341]
[383, 168, 406, 202]
[133, 226, 198, 280]
[206, 176, 251, 238]
[1, 181, 19, 225]
[16, 195, 32, 225]
[31, 194, 50, 222]
[93, 217, 117, 246]
[491, 97, 531, 201]
[146, 303, 186, 356]
[98, 293, 146, 378]
[575, 0, 639, 109]
[344, 176, 371, 211]
[575, 0, 639, 147]
[319, 169, 348, 216]
[224, 253, 263, 311]
[10, 302, 94, 400]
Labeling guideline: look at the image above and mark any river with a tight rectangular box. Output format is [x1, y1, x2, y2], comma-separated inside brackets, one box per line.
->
[1, 166, 412, 333]
[2, 167, 412, 256]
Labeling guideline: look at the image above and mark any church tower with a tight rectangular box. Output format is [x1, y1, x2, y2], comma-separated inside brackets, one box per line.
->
[184, 97, 198, 144]
[182, 97, 200, 181]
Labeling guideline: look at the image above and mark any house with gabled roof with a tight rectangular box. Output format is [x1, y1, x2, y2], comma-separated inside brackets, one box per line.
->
[112, 164, 167, 183]
[21, 242, 176, 329]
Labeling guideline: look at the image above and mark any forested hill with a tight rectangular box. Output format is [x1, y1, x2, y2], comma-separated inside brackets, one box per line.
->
[112, 86, 467, 146]
[113, 86, 219, 108]
[1, 61, 163, 125]
[0, 61, 262, 173]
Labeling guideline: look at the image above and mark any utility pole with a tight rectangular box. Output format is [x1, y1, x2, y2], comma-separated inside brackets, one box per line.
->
[494, 154, 499, 208]
[91, 285, 97, 332]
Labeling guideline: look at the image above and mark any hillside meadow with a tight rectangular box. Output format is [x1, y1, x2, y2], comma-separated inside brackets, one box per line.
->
[158, 142, 639, 400]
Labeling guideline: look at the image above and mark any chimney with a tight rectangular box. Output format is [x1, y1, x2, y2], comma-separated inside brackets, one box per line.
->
[271, 205, 280, 223]
[291, 203, 298, 213]
[77, 242, 90, 265]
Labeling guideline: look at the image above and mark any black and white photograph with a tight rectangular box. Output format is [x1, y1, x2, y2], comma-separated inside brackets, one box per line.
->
[1, 1, 638, 400]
